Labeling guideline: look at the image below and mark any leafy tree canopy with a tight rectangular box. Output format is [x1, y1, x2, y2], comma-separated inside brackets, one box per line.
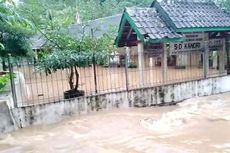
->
[0, 0, 34, 58]
[20, 0, 153, 25]
[37, 30, 112, 91]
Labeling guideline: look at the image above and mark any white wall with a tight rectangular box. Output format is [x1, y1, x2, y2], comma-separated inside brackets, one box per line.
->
[10, 75, 230, 130]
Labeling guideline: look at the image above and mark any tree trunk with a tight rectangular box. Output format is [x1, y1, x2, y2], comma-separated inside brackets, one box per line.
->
[74, 66, 79, 91]
[2, 58, 7, 71]
[68, 67, 74, 90]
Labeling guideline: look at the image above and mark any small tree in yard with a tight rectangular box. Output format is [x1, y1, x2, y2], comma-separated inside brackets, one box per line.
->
[38, 31, 113, 99]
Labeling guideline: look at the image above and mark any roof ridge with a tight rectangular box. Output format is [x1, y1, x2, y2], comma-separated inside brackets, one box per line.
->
[125, 7, 155, 11]
[88, 14, 122, 23]
[73, 14, 122, 26]
[161, 0, 216, 5]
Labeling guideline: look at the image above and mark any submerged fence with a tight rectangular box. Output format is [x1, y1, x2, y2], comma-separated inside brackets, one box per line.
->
[5, 50, 227, 107]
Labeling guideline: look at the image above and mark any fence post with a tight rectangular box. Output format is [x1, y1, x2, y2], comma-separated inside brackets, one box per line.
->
[219, 38, 226, 75]
[203, 41, 209, 78]
[7, 54, 17, 108]
[138, 41, 145, 87]
[226, 37, 230, 74]
[162, 43, 168, 83]
[125, 47, 129, 91]
[93, 54, 98, 94]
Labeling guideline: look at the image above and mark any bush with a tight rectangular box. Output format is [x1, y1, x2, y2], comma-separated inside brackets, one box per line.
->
[128, 62, 137, 68]
[0, 74, 10, 92]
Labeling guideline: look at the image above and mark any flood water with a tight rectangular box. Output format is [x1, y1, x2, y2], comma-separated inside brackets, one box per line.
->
[0, 92, 230, 153]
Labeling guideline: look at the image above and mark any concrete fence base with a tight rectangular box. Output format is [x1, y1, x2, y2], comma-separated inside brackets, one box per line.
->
[1, 75, 230, 134]
[0, 101, 17, 136]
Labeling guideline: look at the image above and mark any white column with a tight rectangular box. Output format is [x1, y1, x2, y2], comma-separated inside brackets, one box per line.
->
[126, 46, 131, 66]
[203, 41, 209, 78]
[212, 51, 218, 69]
[149, 57, 154, 67]
[219, 38, 226, 75]
[176, 54, 187, 68]
[162, 44, 168, 82]
[138, 41, 145, 87]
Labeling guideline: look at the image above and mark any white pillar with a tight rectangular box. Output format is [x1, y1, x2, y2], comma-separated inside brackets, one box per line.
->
[212, 51, 218, 69]
[138, 41, 145, 87]
[219, 38, 226, 74]
[126, 46, 131, 66]
[203, 41, 209, 78]
[176, 54, 187, 68]
[149, 57, 154, 67]
[162, 44, 168, 82]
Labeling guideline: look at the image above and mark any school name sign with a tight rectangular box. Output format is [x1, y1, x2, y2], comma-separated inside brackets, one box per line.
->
[170, 33, 224, 54]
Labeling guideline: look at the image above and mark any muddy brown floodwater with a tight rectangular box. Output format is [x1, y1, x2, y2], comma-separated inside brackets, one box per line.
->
[0, 92, 230, 153]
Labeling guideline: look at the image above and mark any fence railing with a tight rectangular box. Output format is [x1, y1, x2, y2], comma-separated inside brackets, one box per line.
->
[5, 50, 227, 107]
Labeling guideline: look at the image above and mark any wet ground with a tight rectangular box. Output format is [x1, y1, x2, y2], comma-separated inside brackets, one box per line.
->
[0, 92, 230, 153]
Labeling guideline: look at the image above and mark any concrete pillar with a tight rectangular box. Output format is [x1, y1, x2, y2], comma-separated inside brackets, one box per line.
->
[212, 51, 218, 69]
[203, 41, 209, 78]
[35, 49, 38, 61]
[219, 38, 226, 74]
[226, 37, 230, 74]
[162, 44, 168, 82]
[124, 46, 129, 91]
[126, 46, 131, 66]
[138, 41, 145, 87]
[176, 54, 187, 68]
[149, 57, 154, 67]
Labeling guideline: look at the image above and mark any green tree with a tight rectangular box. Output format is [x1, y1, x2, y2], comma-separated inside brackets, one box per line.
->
[0, 0, 33, 70]
[217, 0, 230, 10]
[38, 30, 113, 98]
[20, 0, 153, 23]
[20, 0, 76, 31]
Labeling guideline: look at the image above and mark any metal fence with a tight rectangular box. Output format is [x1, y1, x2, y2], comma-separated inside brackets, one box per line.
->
[6, 50, 227, 107]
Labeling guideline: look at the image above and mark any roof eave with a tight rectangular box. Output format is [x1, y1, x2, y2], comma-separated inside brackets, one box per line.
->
[148, 37, 185, 43]
[176, 27, 230, 33]
[115, 11, 145, 48]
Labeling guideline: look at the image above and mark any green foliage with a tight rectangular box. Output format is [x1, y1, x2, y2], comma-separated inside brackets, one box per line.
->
[37, 29, 113, 90]
[74, 0, 153, 21]
[20, 0, 76, 31]
[218, 0, 230, 10]
[20, 0, 153, 24]
[0, 0, 34, 58]
[0, 43, 4, 50]
[0, 74, 10, 92]
[38, 31, 112, 73]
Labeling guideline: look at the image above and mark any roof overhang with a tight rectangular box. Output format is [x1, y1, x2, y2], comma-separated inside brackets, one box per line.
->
[148, 37, 185, 43]
[115, 12, 145, 48]
[153, 1, 230, 34]
[176, 27, 230, 33]
[115, 9, 184, 48]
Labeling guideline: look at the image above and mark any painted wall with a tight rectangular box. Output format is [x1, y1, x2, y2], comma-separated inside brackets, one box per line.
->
[0, 101, 16, 135]
[1, 75, 230, 134]
[11, 75, 230, 129]
[0, 72, 29, 109]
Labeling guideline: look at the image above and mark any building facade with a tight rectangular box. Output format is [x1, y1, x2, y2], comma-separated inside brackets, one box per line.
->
[115, 0, 230, 85]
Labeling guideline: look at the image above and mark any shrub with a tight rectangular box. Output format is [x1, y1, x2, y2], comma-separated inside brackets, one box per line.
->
[0, 74, 10, 92]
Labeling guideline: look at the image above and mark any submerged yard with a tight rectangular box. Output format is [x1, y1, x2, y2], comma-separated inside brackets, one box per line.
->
[15, 65, 219, 106]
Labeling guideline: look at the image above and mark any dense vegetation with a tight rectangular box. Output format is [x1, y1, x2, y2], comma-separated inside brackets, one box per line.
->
[0, 0, 34, 70]
[0, 73, 10, 92]
[20, 0, 153, 25]
[217, 0, 230, 10]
